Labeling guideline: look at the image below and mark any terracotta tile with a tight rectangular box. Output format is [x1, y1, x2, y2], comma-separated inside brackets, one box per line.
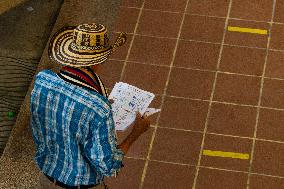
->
[196, 168, 248, 189]
[174, 40, 220, 70]
[220, 45, 266, 76]
[167, 68, 215, 100]
[208, 103, 257, 137]
[159, 96, 209, 131]
[122, 62, 169, 95]
[261, 78, 284, 109]
[97, 60, 124, 89]
[150, 128, 203, 164]
[225, 20, 269, 48]
[252, 141, 284, 176]
[104, 158, 145, 189]
[110, 33, 133, 60]
[250, 174, 284, 189]
[137, 10, 183, 38]
[230, 0, 273, 21]
[128, 35, 176, 65]
[181, 15, 225, 43]
[144, 0, 187, 12]
[270, 24, 284, 50]
[274, 0, 284, 23]
[201, 134, 252, 171]
[121, 0, 143, 8]
[187, 0, 230, 17]
[116, 127, 154, 159]
[266, 50, 284, 79]
[143, 161, 195, 189]
[214, 73, 261, 105]
[258, 108, 284, 142]
[114, 7, 140, 33]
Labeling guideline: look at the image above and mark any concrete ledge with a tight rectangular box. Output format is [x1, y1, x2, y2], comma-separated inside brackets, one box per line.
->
[0, 0, 29, 15]
[0, 0, 121, 188]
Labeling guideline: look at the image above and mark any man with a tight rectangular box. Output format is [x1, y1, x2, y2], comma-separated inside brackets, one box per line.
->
[30, 23, 150, 189]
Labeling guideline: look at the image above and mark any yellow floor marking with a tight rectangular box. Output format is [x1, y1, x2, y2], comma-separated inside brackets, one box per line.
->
[203, 150, 250, 160]
[227, 26, 268, 35]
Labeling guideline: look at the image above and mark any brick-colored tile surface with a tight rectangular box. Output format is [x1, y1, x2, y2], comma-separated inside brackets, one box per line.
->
[201, 134, 252, 171]
[143, 161, 195, 189]
[150, 128, 203, 164]
[214, 73, 261, 105]
[104, 158, 145, 189]
[265, 50, 284, 79]
[261, 78, 284, 109]
[121, 0, 143, 8]
[196, 168, 248, 189]
[181, 15, 225, 43]
[122, 62, 169, 95]
[128, 35, 176, 65]
[114, 7, 140, 33]
[167, 68, 215, 100]
[174, 40, 220, 70]
[187, 0, 230, 17]
[252, 141, 284, 176]
[208, 103, 257, 137]
[137, 10, 183, 38]
[258, 108, 284, 142]
[250, 175, 284, 189]
[270, 24, 284, 50]
[97, 60, 124, 89]
[220, 45, 266, 76]
[159, 96, 209, 131]
[230, 0, 273, 21]
[274, 0, 284, 23]
[144, 0, 187, 12]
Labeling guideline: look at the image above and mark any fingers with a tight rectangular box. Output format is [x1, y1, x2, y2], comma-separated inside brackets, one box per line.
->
[109, 99, 114, 104]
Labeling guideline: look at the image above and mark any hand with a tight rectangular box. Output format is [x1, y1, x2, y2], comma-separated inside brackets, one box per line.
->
[109, 98, 114, 104]
[131, 112, 151, 137]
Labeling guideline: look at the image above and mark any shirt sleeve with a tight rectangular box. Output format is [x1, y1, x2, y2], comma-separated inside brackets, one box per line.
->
[82, 110, 125, 177]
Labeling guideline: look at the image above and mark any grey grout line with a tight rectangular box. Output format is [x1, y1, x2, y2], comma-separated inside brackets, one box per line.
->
[113, 31, 284, 53]
[110, 73, 284, 111]
[250, 172, 284, 179]
[110, 57, 284, 82]
[192, 0, 233, 188]
[246, 1, 277, 188]
[138, 0, 191, 188]
[125, 157, 284, 179]
[119, 5, 284, 26]
[150, 124, 284, 144]
[118, 1, 145, 81]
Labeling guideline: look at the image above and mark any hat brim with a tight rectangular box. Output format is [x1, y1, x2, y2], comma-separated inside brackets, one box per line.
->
[48, 26, 114, 67]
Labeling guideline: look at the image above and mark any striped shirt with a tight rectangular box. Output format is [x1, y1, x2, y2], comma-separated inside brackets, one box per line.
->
[30, 69, 124, 186]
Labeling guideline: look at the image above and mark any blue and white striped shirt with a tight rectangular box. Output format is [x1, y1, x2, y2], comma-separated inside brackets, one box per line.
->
[30, 69, 124, 186]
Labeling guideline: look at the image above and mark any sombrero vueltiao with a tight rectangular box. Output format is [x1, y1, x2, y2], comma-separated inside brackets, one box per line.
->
[48, 23, 127, 67]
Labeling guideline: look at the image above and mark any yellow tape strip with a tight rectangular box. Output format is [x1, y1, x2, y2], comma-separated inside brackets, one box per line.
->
[203, 150, 250, 160]
[227, 26, 268, 35]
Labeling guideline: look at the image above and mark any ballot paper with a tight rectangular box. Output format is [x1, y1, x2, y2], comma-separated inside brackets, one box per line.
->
[109, 82, 161, 131]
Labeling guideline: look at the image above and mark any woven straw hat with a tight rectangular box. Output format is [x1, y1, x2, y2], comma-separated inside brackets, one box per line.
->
[48, 23, 127, 67]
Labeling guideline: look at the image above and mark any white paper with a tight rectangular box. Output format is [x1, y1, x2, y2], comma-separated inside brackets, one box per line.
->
[144, 108, 161, 117]
[109, 82, 156, 131]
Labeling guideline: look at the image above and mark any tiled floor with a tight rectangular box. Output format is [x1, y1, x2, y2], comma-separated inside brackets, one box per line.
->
[98, 0, 284, 188]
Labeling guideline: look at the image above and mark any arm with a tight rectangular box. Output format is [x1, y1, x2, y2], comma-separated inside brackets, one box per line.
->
[118, 112, 151, 154]
[82, 111, 124, 177]
[117, 131, 140, 154]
